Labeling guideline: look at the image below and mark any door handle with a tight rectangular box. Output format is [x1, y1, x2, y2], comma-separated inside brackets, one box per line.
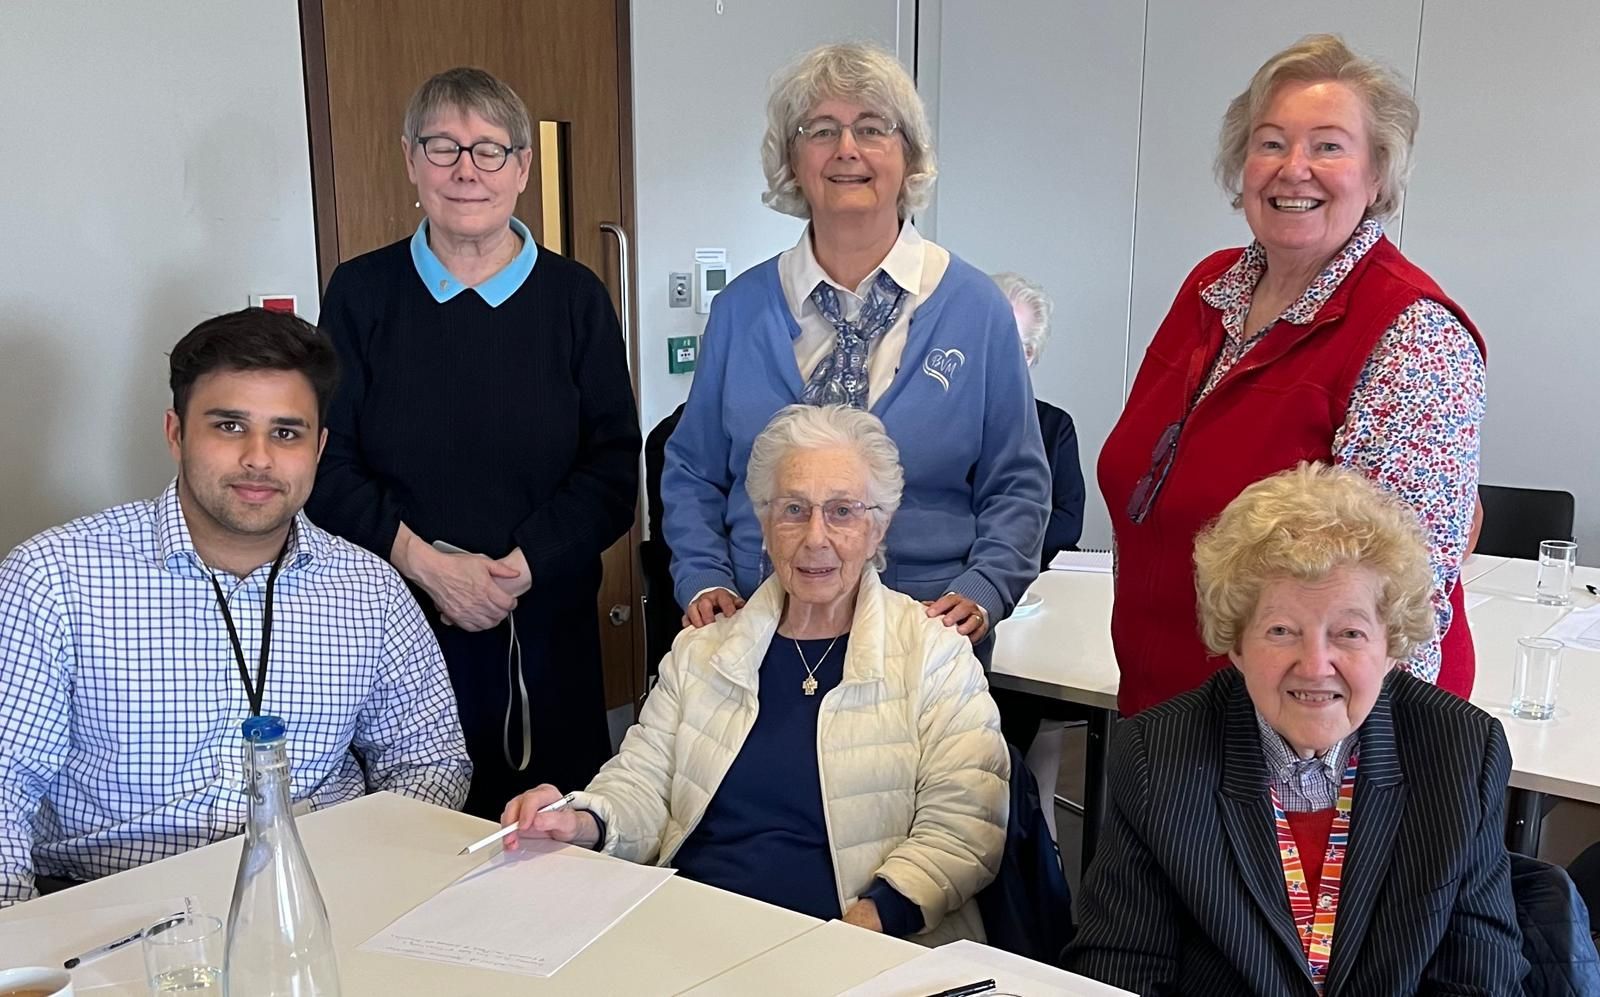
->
[608, 604, 631, 626]
[600, 222, 633, 373]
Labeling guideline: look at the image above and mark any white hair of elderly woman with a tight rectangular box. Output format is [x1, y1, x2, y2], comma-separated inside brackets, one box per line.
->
[991, 272, 1054, 366]
[1214, 34, 1419, 222]
[760, 42, 937, 219]
[745, 404, 905, 570]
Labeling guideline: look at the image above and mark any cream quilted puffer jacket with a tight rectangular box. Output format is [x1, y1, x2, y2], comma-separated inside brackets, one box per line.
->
[572, 568, 1010, 943]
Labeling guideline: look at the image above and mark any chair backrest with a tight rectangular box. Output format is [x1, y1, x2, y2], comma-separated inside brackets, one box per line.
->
[1476, 484, 1576, 559]
[641, 405, 687, 679]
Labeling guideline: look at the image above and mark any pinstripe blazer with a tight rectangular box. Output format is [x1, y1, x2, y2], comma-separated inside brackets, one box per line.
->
[1065, 669, 1528, 996]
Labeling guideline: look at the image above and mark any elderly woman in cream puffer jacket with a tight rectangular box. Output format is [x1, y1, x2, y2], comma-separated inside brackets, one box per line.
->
[502, 405, 1008, 943]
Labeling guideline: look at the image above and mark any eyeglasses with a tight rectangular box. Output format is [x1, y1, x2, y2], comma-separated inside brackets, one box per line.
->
[1125, 420, 1184, 524]
[768, 497, 881, 530]
[414, 135, 525, 172]
[795, 115, 902, 150]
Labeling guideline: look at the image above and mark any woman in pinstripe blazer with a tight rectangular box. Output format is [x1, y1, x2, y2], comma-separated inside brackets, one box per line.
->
[1067, 464, 1526, 996]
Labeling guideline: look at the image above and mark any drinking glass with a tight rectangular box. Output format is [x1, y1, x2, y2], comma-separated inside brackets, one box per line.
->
[1511, 636, 1563, 720]
[1536, 540, 1578, 606]
[142, 913, 224, 996]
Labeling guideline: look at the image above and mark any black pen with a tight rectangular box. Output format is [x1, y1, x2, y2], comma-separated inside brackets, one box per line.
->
[1586, 584, 1598, 598]
[64, 912, 185, 968]
[921, 980, 997, 997]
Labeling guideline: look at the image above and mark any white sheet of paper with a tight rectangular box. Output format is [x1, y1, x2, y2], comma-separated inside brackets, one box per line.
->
[837, 939, 1134, 996]
[0, 895, 194, 992]
[1543, 603, 1600, 650]
[360, 841, 674, 978]
[1049, 550, 1112, 573]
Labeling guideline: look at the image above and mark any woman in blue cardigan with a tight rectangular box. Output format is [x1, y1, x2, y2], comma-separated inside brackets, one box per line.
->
[662, 43, 1049, 654]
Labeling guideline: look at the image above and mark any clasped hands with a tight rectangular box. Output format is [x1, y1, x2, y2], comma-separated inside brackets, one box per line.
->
[393, 525, 531, 631]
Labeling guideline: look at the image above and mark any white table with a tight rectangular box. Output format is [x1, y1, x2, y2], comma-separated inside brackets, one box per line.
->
[0, 792, 819, 995]
[682, 919, 1130, 996]
[991, 555, 1600, 860]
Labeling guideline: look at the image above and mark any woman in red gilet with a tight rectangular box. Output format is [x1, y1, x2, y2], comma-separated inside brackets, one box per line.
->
[1099, 35, 1484, 716]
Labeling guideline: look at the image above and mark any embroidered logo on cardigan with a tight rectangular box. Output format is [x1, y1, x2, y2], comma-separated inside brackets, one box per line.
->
[921, 348, 966, 391]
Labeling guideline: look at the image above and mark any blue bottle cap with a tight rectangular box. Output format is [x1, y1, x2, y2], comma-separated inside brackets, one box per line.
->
[241, 715, 287, 742]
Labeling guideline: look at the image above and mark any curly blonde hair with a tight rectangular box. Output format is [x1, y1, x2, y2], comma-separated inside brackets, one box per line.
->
[1193, 463, 1434, 659]
[759, 43, 937, 219]
[1214, 34, 1418, 222]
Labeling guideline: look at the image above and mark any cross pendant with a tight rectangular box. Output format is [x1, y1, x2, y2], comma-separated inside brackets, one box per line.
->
[802, 674, 818, 696]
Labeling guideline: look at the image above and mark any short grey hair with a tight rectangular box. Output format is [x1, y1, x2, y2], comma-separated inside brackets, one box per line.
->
[746, 404, 905, 570]
[1215, 34, 1418, 222]
[402, 67, 533, 152]
[760, 43, 937, 219]
[991, 272, 1054, 364]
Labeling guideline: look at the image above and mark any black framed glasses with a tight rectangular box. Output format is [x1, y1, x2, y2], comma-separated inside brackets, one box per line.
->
[1126, 419, 1184, 524]
[414, 135, 525, 172]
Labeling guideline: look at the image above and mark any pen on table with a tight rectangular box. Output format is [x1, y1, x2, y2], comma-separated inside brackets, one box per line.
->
[457, 793, 576, 855]
[920, 980, 997, 997]
[63, 912, 185, 969]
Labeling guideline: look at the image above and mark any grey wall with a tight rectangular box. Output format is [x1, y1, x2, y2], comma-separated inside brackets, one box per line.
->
[930, 0, 1600, 553]
[628, 0, 911, 438]
[1400, 0, 1600, 554]
[0, 0, 320, 551]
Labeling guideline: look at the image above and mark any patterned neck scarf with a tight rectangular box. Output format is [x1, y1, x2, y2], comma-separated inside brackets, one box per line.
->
[801, 270, 909, 409]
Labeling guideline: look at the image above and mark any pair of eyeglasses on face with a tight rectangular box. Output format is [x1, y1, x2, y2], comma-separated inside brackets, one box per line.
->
[769, 497, 880, 530]
[794, 114, 902, 150]
[414, 134, 526, 172]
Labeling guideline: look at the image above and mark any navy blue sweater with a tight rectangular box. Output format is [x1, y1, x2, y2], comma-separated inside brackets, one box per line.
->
[671, 635, 922, 936]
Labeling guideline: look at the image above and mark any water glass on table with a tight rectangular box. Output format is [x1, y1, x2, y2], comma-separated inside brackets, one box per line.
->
[142, 914, 224, 995]
[1511, 636, 1564, 721]
[1535, 540, 1578, 606]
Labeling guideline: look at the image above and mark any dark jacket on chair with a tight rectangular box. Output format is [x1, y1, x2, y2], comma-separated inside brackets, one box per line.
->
[977, 744, 1074, 962]
[1065, 669, 1528, 996]
[1509, 853, 1600, 996]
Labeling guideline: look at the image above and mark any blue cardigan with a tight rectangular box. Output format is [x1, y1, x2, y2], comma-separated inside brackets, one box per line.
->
[662, 252, 1049, 622]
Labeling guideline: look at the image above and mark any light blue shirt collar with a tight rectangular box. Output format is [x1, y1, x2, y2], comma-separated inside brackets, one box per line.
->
[410, 216, 538, 307]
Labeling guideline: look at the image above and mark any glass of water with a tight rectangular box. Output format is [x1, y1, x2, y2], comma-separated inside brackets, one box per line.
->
[1511, 636, 1564, 720]
[1536, 540, 1578, 606]
[143, 912, 224, 995]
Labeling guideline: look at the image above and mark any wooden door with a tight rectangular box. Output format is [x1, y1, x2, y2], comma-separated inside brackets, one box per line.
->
[301, 0, 645, 714]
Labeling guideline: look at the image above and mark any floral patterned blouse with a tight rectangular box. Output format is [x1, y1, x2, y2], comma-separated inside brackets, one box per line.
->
[1195, 217, 1486, 682]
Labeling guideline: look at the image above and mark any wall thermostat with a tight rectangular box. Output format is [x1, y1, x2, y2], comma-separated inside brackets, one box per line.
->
[694, 248, 727, 314]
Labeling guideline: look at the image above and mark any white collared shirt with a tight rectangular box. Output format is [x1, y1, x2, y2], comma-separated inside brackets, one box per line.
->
[778, 220, 951, 407]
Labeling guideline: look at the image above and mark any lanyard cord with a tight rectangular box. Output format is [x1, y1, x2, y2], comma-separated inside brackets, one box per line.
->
[208, 533, 292, 717]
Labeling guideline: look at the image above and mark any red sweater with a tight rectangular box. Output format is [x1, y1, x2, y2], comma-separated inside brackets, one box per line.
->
[1099, 236, 1483, 716]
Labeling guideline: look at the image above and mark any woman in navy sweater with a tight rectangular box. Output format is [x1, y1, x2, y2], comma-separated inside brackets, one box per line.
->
[662, 43, 1049, 656]
[306, 68, 640, 818]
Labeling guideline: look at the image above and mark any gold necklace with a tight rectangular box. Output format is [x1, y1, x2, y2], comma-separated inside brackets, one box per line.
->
[792, 635, 841, 696]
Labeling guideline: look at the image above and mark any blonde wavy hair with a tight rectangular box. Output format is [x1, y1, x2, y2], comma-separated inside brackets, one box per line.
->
[1214, 34, 1418, 222]
[759, 42, 937, 219]
[1193, 463, 1435, 659]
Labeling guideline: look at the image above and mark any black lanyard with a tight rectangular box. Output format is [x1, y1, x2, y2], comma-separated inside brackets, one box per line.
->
[207, 535, 291, 717]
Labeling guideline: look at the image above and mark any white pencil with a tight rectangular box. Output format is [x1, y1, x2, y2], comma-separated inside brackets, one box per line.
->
[457, 793, 576, 855]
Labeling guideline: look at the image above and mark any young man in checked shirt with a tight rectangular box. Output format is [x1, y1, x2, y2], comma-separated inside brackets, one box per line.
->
[0, 308, 471, 907]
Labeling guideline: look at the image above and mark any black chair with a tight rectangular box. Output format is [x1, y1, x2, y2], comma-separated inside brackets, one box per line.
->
[1476, 484, 1575, 559]
[641, 406, 686, 689]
